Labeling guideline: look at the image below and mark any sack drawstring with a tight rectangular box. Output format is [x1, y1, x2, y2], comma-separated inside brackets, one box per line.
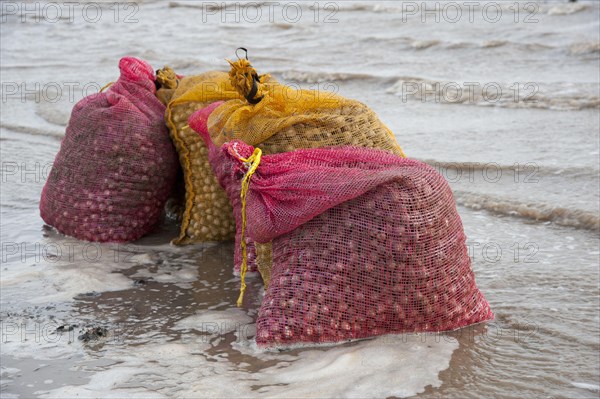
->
[99, 82, 114, 92]
[237, 147, 262, 307]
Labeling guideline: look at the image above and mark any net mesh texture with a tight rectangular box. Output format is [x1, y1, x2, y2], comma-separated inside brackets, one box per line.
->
[40, 57, 179, 242]
[203, 58, 406, 273]
[193, 123, 493, 348]
[165, 70, 244, 244]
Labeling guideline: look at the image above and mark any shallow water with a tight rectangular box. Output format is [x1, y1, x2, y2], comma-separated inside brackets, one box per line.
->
[1, 1, 599, 398]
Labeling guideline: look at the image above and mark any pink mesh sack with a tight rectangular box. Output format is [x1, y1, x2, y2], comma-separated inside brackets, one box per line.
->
[191, 110, 493, 347]
[40, 57, 179, 242]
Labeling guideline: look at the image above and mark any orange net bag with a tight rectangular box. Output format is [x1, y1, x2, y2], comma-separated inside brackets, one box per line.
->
[208, 56, 405, 157]
[165, 70, 247, 244]
[204, 51, 406, 273]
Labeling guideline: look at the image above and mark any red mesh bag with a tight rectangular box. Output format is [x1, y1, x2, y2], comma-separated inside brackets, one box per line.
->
[191, 110, 493, 347]
[40, 57, 179, 242]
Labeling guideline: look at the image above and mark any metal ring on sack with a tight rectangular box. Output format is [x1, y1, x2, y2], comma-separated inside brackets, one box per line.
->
[236, 47, 249, 60]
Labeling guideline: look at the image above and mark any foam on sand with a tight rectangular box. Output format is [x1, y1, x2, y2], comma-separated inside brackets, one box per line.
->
[34, 306, 458, 399]
[252, 334, 459, 399]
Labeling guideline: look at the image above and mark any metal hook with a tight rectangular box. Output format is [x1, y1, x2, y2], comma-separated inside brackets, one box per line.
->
[235, 47, 249, 60]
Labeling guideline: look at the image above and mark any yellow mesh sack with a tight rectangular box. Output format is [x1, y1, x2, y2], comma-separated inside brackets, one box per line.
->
[208, 58, 405, 157]
[155, 66, 185, 221]
[166, 70, 245, 244]
[206, 54, 405, 285]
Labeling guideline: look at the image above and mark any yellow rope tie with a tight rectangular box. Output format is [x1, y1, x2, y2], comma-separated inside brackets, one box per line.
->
[236, 147, 262, 307]
[99, 82, 115, 92]
[156, 66, 178, 89]
[226, 58, 265, 105]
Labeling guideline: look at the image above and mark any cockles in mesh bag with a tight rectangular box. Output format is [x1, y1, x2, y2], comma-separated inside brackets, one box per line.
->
[204, 49, 406, 274]
[164, 70, 245, 245]
[190, 109, 494, 347]
[40, 57, 179, 243]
